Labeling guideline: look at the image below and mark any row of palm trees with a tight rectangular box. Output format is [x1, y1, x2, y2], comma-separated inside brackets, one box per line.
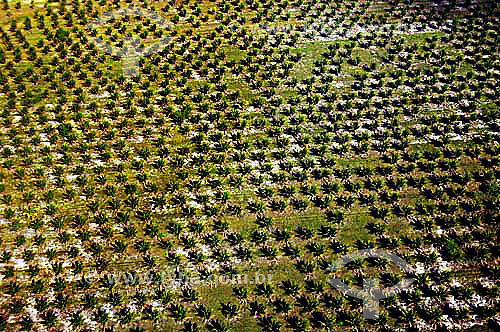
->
[0, 0, 498, 330]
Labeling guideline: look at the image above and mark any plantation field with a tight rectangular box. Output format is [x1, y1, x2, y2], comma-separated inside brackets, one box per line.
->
[0, 0, 499, 331]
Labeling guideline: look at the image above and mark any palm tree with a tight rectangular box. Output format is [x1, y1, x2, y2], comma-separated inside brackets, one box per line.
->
[220, 302, 240, 319]
[41, 310, 58, 329]
[207, 319, 230, 332]
[170, 303, 187, 321]
[281, 279, 300, 296]
[183, 321, 200, 332]
[258, 316, 281, 332]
